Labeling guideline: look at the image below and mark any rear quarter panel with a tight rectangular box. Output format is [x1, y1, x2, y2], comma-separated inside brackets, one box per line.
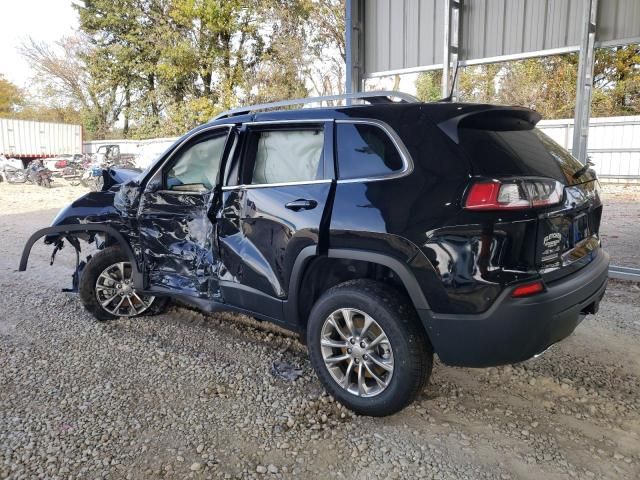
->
[330, 107, 541, 314]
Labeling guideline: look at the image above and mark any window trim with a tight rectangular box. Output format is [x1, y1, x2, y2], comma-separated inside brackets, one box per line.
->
[334, 119, 414, 183]
[222, 120, 332, 190]
[222, 178, 332, 191]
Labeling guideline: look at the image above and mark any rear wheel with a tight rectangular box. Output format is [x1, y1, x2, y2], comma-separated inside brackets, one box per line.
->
[307, 279, 433, 416]
[79, 246, 169, 321]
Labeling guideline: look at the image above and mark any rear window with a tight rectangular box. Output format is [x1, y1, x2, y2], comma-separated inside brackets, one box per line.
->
[458, 127, 592, 185]
[246, 129, 324, 185]
[336, 123, 404, 180]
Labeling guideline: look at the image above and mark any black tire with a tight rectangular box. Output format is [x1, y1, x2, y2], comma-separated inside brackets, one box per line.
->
[42, 177, 52, 188]
[79, 246, 169, 321]
[307, 279, 433, 417]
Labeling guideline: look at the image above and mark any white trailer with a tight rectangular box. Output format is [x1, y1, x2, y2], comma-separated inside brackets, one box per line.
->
[0, 118, 83, 161]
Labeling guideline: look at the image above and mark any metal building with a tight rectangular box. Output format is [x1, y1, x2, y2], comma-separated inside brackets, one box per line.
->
[346, 0, 640, 164]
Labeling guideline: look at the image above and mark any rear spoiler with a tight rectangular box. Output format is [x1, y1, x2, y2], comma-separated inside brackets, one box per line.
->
[437, 106, 541, 144]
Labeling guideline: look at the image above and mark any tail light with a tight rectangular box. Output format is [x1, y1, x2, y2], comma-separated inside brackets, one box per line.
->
[465, 178, 564, 210]
[511, 280, 545, 298]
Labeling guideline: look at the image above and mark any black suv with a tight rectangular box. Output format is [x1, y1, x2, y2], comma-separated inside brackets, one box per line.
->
[20, 92, 609, 416]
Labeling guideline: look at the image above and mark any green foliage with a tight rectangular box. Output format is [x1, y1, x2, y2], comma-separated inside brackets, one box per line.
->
[63, 0, 327, 138]
[0, 75, 25, 116]
[18, 1, 637, 138]
[0, 73, 85, 128]
[415, 70, 442, 102]
[439, 45, 640, 119]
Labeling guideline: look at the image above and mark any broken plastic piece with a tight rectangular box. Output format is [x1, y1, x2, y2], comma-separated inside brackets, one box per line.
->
[271, 360, 303, 381]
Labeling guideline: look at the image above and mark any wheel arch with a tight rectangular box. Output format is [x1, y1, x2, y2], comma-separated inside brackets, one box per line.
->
[285, 247, 431, 331]
[18, 223, 144, 289]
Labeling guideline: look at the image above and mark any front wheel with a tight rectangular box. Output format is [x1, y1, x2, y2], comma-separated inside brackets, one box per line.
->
[79, 246, 169, 321]
[307, 279, 433, 416]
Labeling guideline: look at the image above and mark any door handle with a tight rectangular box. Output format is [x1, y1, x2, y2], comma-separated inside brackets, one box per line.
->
[285, 199, 318, 211]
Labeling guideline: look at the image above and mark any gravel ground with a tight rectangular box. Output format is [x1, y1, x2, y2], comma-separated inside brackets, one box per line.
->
[1, 182, 639, 479]
[598, 184, 640, 268]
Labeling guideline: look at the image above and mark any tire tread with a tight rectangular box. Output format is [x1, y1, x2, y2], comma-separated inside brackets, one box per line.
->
[307, 279, 433, 416]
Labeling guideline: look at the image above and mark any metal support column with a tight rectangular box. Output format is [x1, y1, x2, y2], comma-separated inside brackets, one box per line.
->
[442, 0, 461, 98]
[572, 0, 598, 164]
[346, 0, 363, 96]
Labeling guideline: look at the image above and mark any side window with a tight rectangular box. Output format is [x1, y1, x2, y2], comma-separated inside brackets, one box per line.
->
[166, 133, 227, 191]
[336, 123, 404, 180]
[246, 129, 324, 185]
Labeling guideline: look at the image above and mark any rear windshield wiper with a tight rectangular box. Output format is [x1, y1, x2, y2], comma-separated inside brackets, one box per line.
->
[572, 160, 594, 180]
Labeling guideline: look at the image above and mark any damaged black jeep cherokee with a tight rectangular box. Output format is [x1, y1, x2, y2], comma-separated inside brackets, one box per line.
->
[20, 92, 609, 416]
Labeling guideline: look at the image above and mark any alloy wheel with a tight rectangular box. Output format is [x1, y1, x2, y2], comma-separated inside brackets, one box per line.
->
[320, 308, 394, 397]
[95, 261, 154, 316]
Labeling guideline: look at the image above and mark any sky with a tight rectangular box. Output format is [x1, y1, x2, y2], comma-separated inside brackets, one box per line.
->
[0, 0, 79, 87]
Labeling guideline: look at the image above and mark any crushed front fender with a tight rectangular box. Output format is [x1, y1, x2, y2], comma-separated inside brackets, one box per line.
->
[19, 223, 145, 290]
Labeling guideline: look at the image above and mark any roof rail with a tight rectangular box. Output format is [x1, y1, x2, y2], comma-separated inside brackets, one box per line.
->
[212, 91, 420, 121]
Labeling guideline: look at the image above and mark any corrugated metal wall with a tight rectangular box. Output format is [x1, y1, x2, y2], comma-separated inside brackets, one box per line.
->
[598, 0, 640, 44]
[363, 0, 640, 77]
[461, 0, 583, 60]
[0, 118, 82, 157]
[365, 0, 445, 73]
[539, 115, 640, 179]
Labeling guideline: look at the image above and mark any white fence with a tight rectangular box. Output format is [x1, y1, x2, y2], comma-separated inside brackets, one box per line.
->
[539, 116, 640, 181]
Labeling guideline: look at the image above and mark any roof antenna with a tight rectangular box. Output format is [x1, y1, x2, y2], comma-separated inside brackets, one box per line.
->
[439, 59, 460, 102]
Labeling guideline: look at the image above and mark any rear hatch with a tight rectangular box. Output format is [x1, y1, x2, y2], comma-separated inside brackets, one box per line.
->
[446, 108, 602, 279]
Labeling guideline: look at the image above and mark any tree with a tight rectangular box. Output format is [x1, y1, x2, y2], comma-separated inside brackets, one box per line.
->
[244, 0, 311, 103]
[0, 75, 25, 116]
[422, 44, 640, 120]
[20, 36, 122, 138]
[415, 70, 442, 102]
[593, 45, 640, 116]
[305, 0, 346, 97]
[76, 0, 170, 136]
[74, 0, 316, 137]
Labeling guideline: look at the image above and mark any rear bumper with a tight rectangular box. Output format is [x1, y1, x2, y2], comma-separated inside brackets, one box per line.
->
[418, 249, 609, 367]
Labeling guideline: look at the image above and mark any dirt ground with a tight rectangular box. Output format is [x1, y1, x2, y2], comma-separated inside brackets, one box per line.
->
[0, 181, 639, 479]
[598, 184, 640, 268]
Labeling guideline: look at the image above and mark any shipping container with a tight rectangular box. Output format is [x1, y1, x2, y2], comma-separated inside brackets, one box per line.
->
[0, 118, 83, 159]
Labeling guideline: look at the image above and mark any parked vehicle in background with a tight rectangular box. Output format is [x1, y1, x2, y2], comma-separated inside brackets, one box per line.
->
[0, 154, 25, 171]
[44, 156, 71, 172]
[93, 144, 135, 167]
[1, 160, 53, 187]
[0, 118, 82, 162]
[44, 154, 85, 172]
[1, 165, 28, 183]
[61, 156, 90, 186]
[19, 92, 609, 416]
[25, 160, 53, 188]
[79, 162, 105, 191]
